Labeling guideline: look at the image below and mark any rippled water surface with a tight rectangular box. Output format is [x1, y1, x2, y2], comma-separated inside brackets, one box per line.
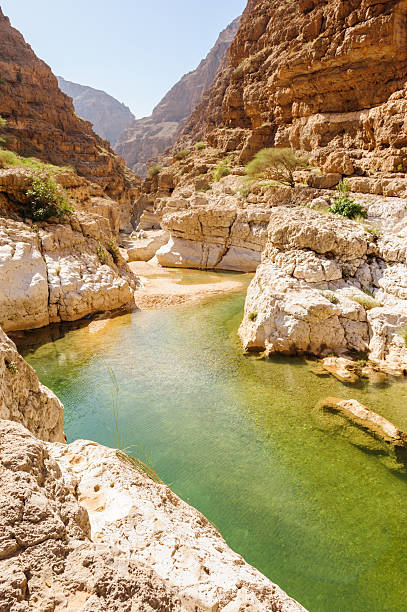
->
[19, 271, 407, 612]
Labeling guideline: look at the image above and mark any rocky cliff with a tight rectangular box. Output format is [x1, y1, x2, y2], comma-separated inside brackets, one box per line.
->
[57, 76, 135, 146]
[114, 16, 240, 176]
[181, 0, 407, 176]
[0, 8, 139, 216]
[0, 168, 137, 332]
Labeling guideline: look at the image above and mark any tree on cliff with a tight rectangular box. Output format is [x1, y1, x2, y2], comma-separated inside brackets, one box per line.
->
[245, 148, 308, 187]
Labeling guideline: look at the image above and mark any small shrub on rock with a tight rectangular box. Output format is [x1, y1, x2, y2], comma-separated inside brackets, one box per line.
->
[245, 147, 309, 187]
[398, 326, 407, 346]
[26, 176, 74, 221]
[0, 115, 6, 144]
[328, 179, 367, 220]
[194, 141, 206, 150]
[107, 238, 120, 264]
[350, 294, 380, 310]
[248, 312, 258, 321]
[97, 243, 107, 265]
[213, 162, 230, 182]
[146, 164, 162, 178]
[175, 149, 190, 161]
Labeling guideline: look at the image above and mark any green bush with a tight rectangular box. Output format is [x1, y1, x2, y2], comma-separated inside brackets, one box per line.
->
[0, 149, 19, 167]
[248, 312, 258, 321]
[175, 149, 190, 161]
[350, 294, 380, 310]
[107, 238, 120, 264]
[25, 176, 74, 221]
[194, 141, 206, 151]
[398, 326, 407, 345]
[245, 147, 308, 187]
[0, 115, 6, 145]
[213, 162, 230, 182]
[328, 180, 367, 220]
[97, 243, 107, 265]
[146, 164, 162, 178]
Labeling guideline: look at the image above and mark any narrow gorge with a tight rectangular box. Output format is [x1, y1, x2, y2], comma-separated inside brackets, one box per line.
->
[1, 2, 407, 611]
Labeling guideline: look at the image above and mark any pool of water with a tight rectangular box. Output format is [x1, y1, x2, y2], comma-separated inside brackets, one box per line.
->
[18, 276, 407, 612]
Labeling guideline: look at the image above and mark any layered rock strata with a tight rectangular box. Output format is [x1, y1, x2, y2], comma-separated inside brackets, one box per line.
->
[0, 168, 137, 332]
[0, 8, 140, 221]
[239, 205, 407, 375]
[57, 77, 135, 146]
[115, 17, 240, 176]
[181, 0, 407, 183]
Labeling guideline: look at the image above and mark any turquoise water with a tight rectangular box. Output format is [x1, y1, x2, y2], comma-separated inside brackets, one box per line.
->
[18, 278, 407, 612]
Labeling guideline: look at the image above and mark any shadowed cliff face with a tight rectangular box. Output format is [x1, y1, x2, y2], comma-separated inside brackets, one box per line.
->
[114, 16, 241, 176]
[57, 77, 135, 146]
[0, 8, 139, 205]
[180, 0, 407, 171]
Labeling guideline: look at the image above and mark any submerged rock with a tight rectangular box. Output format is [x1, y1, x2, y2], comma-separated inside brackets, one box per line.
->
[318, 397, 407, 463]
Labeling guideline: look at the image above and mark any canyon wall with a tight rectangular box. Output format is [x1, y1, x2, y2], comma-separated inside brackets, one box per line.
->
[0, 8, 139, 213]
[114, 16, 240, 176]
[57, 76, 135, 146]
[181, 0, 407, 174]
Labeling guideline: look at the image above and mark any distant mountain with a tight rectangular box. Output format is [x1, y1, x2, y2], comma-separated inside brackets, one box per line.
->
[57, 77, 135, 146]
[114, 16, 241, 176]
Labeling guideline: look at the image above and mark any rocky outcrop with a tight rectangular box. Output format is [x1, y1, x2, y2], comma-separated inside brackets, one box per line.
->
[49, 438, 305, 611]
[181, 0, 407, 180]
[0, 419, 182, 611]
[0, 168, 137, 332]
[0, 8, 139, 217]
[114, 17, 240, 176]
[239, 205, 407, 375]
[57, 77, 135, 146]
[0, 329, 64, 442]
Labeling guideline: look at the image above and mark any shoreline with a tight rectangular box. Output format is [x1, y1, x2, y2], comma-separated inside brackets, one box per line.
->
[129, 260, 251, 310]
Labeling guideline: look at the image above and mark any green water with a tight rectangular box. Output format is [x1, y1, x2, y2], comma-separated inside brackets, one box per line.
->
[18, 277, 407, 612]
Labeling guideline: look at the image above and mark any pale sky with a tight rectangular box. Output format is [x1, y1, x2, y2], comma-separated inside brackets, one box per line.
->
[0, 1, 246, 118]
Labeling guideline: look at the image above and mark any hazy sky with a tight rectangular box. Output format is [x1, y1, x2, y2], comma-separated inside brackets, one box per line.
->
[1, 1, 246, 118]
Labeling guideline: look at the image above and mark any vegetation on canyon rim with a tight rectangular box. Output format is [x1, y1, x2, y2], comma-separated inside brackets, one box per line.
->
[26, 176, 74, 221]
[245, 147, 309, 187]
[146, 163, 162, 178]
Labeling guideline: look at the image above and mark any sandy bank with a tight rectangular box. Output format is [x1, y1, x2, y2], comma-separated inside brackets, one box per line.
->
[129, 260, 250, 309]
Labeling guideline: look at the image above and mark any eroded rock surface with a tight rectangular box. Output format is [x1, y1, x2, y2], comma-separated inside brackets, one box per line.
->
[0, 9, 140, 217]
[50, 438, 305, 612]
[0, 169, 137, 332]
[0, 419, 182, 611]
[0, 329, 64, 442]
[239, 206, 407, 375]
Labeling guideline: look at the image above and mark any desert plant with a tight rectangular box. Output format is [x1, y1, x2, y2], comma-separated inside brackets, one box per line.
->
[321, 290, 339, 304]
[248, 312, 258, 321]
[146, 164, 162, 178]
[175, 149, 190, 161]
[194, 141, 206, 151]
[398, 326, 407, 345]
[25, 176, 73, 221]
[329, 179, 367, 220]
[107, 238, 120, 264]
[0, 149, 19, 167]
[5, 360, 18, 374]
[350, 294, 380, 310]
[97, 242, 107, 264]
[213, 162, 230, 182]
[245, 147, 308, 187]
